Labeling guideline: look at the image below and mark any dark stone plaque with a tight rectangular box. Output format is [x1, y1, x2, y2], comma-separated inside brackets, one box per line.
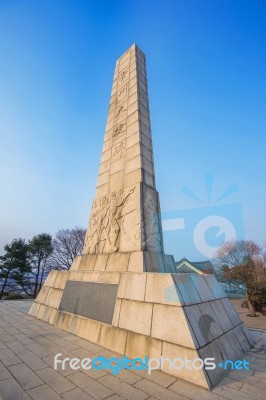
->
[59, 281, 118, 324]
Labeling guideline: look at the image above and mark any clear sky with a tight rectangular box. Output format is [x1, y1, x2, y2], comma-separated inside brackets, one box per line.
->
[0, 0, 265, 260]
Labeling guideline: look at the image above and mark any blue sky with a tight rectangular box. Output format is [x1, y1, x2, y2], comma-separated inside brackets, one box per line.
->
[0, 0, 265, 260]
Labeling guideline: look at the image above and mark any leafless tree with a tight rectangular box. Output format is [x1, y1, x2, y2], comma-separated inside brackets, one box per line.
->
[215, 240, 266, 316]
[49, 227, 86, 270]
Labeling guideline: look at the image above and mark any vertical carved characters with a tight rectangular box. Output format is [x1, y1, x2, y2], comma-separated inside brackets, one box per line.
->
[112, 140, 125, 159]
[116, 84, 128, 102]
[142, 186, 164, 252]
[83, 186, 140, 254]
[118, 68, 129, 85]
[113, 121, 127, 138]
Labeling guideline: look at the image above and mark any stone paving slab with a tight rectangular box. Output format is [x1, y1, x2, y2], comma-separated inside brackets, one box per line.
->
[0, 300, 265, 400]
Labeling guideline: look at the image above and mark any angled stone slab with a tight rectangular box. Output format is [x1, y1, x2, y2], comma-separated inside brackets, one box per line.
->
[151, 304, 198, 348]
[234, 324, 254, 352]
[190, 273, 215, 302]
[219, 329, 244, 361]
[172, 273, 202, 304]
[184, 304, 212, 347]
[197, 301, 224, 339]
[162, 342, 211, 388]
[117, 273, 147, 301]
[220, 297, 242, 326]
[118, 298, 152, 336]
[198, 337, 229, 387]
[145, 273, 183, 305]
[210, 300, 234, 333]
[203, 275, 227, 299]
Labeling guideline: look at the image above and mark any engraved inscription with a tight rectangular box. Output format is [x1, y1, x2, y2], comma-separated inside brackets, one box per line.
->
[118, 69, 129, 84]
[115, 105, 127, 119]
[112, 140, 125, 159]
[113, 122, 126, 138]
[117, 84, 128, 102]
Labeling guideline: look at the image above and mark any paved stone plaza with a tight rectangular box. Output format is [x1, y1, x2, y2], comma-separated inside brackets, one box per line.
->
[0, 300, 265, 400]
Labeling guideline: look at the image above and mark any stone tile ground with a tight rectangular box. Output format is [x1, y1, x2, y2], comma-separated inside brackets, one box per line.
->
[0, 300, 265, 400]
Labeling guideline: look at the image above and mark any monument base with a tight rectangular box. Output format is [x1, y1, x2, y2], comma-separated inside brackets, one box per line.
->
[29, 258, 253, 389]
[70, 251, 177, 273]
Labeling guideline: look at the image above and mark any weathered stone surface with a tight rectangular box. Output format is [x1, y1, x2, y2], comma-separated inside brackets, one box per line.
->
[82, 271, 99, 282]
[79, 254, 97, 270]
[106, 253, 130, 271]
[117, 273, 146, 301]
[37, 305, 52, 322]
[198, 338, 229, 387]
[28, 302, 40, 318]
[125, 331, 162, 359]
[128, 251, 144, 272]
[68, 271, 84, 281]
[112, 299, 122, 327]
[190, 274, 215, 302]
[54, 272, 69, 290]
[70, 256, 82, 271]
[184, 304, 211, 347]
[234, 324, 254, 351]
[97, 271, 121, 284]
[151, 304, 197, 348]
[144, 252, 165, 272]
[118, 299, 152, 336]
[60, 313, 81, 336]
[98, 325, 127, 354]
[44, 270, 58, 287]
[204, 275, 227, 299]
[145, 273, 182, 305]
[77, 317, 101, 343]
[197, 301, 224, 339]
[219, 329, 244, 360]
[163, 255, 176, 273]
[172, 273, 202, 304]
[94, 253, 109, 271]
[45, 288, 63, 309]
[210, 300, 234, 332]
[220, 298, 242, 326]
[35, 285, 50, 304]
[162, 342, 210, 388]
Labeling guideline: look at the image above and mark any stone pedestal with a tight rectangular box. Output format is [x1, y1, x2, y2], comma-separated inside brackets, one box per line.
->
[29, 268, 253, 388]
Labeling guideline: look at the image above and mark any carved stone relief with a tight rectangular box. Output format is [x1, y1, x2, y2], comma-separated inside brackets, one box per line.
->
[116, 84, 128, 102]
[84, 185, 141, 254]
[113, 121, 127, 138]
[118, 68, 129, 85]
[112, 139, 126, 160]
[115, 104, 127, 119]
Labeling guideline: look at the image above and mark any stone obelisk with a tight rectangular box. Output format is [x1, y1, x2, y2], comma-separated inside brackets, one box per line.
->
[29, 45, 253, 389]
[82, 44, 175, 273]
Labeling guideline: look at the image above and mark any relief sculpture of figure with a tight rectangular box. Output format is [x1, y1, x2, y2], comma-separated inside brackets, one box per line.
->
[85, 197, 107, 253]
[105, 187, 135, 253]
[84, 201, 100, 253]
[85, 187, 136, 254]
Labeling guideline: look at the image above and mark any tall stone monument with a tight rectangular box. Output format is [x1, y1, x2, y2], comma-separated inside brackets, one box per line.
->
[82, 43, 175, 273]
[29, 44, 253, 388]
